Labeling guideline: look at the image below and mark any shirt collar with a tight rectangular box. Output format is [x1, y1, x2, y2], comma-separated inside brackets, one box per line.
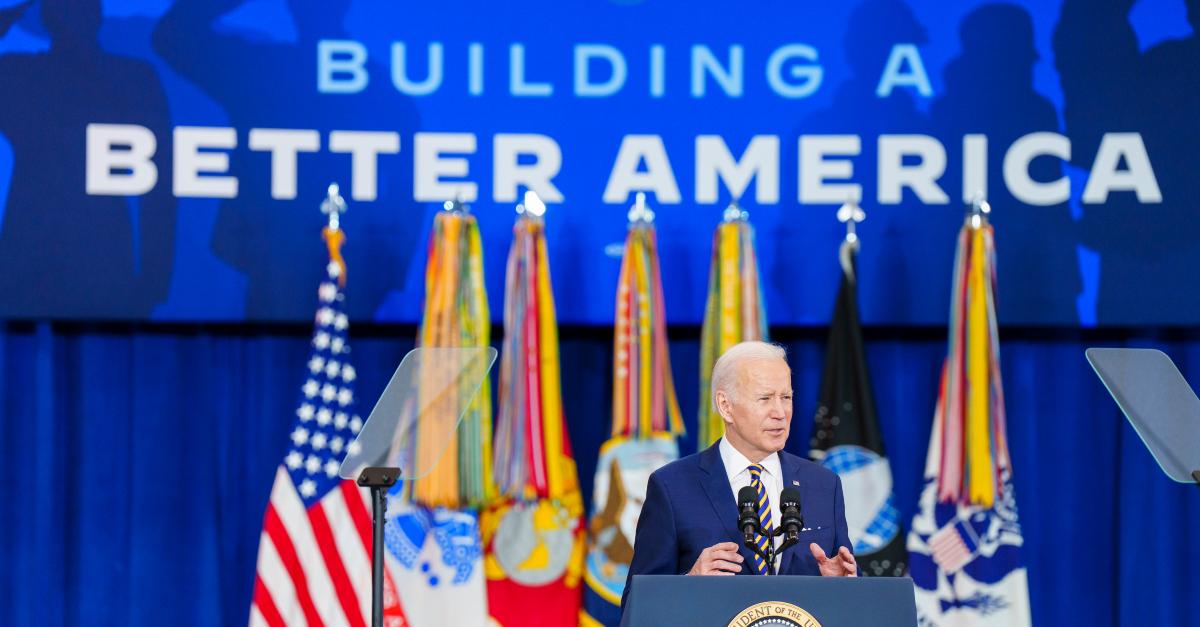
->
[719, 436, 782, 482]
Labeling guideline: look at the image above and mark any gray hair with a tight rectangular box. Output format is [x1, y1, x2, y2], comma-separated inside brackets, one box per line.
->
[711, 341, 787, 413]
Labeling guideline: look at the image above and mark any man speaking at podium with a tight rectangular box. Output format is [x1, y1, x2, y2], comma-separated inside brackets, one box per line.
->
[623, 341, 856, 608]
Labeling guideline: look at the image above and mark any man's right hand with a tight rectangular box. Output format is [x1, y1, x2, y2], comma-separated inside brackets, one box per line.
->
[687, 542, 744, 576]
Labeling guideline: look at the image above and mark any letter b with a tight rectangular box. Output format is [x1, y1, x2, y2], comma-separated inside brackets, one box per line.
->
[86, 123, 157, 195]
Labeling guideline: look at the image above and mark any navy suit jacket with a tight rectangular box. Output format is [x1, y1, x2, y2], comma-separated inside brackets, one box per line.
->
[621, 443, 851, 610]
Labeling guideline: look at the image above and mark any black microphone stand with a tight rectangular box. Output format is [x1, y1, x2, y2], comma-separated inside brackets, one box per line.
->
[741, 536, 776, 576]
[773, 525, 801, 554]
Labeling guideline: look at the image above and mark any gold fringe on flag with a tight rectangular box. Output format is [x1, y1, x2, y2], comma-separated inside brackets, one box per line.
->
[697, 205, 769, 449]
[412, 205, 496, 509]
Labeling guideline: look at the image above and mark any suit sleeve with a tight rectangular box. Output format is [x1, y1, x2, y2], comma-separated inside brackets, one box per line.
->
[621, 470, 678, 611]
[832, 474, 852, 555]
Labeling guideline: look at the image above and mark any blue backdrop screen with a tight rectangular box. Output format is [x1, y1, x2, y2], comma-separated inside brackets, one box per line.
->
[0, 0, 1193, 325]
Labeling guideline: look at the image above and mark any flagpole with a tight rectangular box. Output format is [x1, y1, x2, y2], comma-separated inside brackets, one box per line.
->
[323, 183, 394, 627]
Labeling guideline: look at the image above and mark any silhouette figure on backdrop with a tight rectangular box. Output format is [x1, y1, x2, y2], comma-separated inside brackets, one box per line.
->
[0, 0, 177, 318]
[779, 0, 937, 324]
[153, 0, 423, 320]
[1055, 0, 1200, 324]
[932, 3, 1080, 323]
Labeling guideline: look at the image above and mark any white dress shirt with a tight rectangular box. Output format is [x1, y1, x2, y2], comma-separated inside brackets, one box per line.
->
[719, 436, 783, 569]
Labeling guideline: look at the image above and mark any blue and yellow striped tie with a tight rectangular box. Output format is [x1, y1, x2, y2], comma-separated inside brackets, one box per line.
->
[747, 464, 775, 575]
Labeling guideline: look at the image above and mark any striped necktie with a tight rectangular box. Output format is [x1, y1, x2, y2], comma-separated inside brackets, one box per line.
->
[747, 463, 775, 575]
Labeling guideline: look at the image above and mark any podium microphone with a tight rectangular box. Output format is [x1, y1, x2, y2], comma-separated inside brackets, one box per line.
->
[777, 487, 804, 550]
[737, 486, 762, 544]
[738, 486, 775, 573]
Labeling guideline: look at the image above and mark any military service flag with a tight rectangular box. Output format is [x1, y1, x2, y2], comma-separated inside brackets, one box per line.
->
[486, 195, 586, 627]
[810, 227, 907, 578]
[583, 195, 683, 627]
[906, 208, 1031, 626]
[385, 205, 494, 627]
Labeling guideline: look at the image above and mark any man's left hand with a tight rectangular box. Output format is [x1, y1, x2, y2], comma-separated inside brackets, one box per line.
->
[809, 543, 857, 577]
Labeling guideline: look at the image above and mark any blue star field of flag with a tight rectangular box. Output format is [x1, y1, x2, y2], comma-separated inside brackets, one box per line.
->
[284, 262, 364, 508]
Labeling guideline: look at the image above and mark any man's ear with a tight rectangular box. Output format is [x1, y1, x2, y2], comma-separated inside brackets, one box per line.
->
[715, 390, 733, 424]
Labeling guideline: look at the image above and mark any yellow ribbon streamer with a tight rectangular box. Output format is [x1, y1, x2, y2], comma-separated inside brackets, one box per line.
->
[965, 227, 995, 507]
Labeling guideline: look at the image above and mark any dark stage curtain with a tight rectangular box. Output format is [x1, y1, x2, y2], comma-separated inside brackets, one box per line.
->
[2, 322, 1197, 626]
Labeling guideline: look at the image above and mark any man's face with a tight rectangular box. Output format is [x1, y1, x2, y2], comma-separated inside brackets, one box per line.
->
[718, 358, 793, 461]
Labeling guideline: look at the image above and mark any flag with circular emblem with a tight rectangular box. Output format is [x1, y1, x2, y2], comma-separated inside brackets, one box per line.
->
[583, 206, 683, 627]
[486, 209, 586, 627]
[810, 236, 907, 578]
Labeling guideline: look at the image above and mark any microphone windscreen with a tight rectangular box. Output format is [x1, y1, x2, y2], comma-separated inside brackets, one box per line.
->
[780, 486, 802, 509]
[738, 486, 759, 508]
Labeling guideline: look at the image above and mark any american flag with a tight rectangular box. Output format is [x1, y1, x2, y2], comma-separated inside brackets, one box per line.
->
[250, 260, 406, 627]
[927, 518, 980, 574]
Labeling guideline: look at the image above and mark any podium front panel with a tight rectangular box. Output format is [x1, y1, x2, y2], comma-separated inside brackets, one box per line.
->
[621, 575, 917, 627]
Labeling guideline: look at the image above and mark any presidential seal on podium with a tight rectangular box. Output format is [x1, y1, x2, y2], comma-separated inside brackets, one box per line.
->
[727, 601, 822, 627]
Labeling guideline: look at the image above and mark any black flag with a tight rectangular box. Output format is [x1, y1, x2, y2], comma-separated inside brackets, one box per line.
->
[810, 242, 908, 577]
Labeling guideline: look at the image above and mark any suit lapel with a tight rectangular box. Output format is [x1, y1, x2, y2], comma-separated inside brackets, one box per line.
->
[697, 443, 757, 572]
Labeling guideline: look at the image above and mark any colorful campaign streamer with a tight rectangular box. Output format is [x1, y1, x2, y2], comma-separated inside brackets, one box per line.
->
[492, 201, 579, 502]
[412, 203, 495, 509]
[610, 195, 684, 440]
[697, 205, 769, 449]
[486, 194, 585, 627]
[937, 211, 1010, 508]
